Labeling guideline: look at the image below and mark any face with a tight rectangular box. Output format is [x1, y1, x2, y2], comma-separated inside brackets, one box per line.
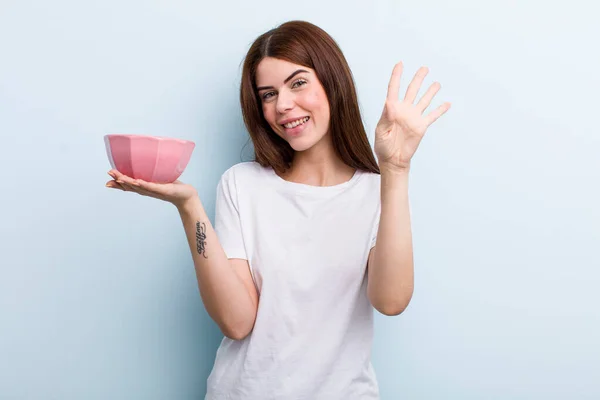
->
[255, 57, 331, 152]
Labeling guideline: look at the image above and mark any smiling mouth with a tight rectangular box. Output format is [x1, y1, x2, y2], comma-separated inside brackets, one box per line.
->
[282, 116, 310, 129]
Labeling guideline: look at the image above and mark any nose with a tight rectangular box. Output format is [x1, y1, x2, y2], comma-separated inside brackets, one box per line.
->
[276, 90, 294, 114]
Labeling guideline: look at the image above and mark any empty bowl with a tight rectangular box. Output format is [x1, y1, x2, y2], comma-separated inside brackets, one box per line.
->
[104, 134, 195, 183]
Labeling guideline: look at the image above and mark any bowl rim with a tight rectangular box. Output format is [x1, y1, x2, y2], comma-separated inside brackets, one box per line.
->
[104, 133, 195, 145]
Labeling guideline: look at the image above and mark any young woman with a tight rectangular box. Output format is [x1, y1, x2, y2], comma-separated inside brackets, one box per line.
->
[106, 20, 450, 400]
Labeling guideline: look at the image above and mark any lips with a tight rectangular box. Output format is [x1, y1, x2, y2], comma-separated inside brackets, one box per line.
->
[280, 116, 310, 129]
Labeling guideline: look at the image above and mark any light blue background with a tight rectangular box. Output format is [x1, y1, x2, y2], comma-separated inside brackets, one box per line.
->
[1, 1, 598, 399]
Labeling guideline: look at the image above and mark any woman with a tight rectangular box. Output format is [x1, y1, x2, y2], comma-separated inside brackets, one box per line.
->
[106, 20, 450, 400]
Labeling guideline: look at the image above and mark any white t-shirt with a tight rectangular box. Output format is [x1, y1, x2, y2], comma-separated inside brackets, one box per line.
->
[206, 161, 381, 400]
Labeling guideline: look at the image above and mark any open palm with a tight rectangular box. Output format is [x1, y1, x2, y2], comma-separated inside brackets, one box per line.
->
[375, 62, 451, 171]
[106, 169, 197, 208]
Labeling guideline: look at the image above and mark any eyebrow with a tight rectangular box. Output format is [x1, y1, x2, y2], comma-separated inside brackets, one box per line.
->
[256, 69, 309, 92]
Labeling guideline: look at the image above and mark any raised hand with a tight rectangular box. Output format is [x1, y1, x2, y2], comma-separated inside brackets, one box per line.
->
[374, 62, 451, 171]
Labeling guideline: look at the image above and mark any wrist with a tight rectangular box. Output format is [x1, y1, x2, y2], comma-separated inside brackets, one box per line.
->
[379, 163, 410, 193]
[379, 162, 411, 177]
[175, 193, 202, 214]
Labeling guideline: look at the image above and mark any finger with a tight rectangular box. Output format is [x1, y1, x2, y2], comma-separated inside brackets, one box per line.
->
[108, 169, 122, 179]
[105, 180, 125, 190]
[109, 169, 132, 182]
[424, 102, 451, 126]
[116, 178, 140, 193]
[404, 66, 429, 104]
[126, 178, 167, 199]
[386, 62, 403, 103]
[113, 172, 138, 186]
[416, 82, 441, 112]
[135, 179, 166, 195]
[120, 179, 159, 198]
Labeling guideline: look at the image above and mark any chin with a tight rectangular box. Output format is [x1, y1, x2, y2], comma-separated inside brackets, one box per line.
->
[286, 134, 326, 152]
[288, 139, 315, 152]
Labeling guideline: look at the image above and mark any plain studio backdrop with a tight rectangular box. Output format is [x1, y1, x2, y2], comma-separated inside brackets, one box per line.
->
[1, 1, 598, 399]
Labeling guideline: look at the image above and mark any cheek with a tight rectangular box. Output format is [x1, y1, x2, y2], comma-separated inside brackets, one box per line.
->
[306, 91, 321, 107]
[262, 103, 284, 136]
[262, 103, 275, 124]
[307, 90, 330, 120]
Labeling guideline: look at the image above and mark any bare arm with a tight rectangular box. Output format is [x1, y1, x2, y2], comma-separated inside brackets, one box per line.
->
[177, 196, 258, 340]
[367, 166, 414, 316]
[106, 169, 258, 339]
[368, 62, 450, 316]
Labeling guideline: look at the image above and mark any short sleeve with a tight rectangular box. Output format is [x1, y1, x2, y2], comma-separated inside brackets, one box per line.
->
[369, 206, 380, 249]
[214, 168, 247, 260]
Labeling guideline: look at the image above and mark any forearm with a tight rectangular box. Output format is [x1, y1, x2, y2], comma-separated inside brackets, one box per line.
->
[176, 196, 256, 337]
[368, 166, 414, 315]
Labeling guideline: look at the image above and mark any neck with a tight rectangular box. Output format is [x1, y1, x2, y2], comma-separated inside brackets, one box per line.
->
[281, 136, 356, 187]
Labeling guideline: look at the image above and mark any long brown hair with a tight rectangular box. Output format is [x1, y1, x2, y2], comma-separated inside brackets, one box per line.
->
[240, 20, 380, 175]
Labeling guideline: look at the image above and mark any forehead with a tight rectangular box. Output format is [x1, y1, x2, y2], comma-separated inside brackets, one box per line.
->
[255, 57, 313, 86]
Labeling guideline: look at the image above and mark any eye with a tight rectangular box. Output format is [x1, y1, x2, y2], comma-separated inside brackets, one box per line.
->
[262, 91, 275, 101]
[292, 79, 307, 89]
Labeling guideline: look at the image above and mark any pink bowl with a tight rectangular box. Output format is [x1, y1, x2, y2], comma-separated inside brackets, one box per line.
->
[104, 134, 195, 183]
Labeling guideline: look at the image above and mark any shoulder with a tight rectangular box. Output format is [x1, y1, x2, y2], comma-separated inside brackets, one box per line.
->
[220, 161, 267, 180]
[217, 162, 273, 207]
[351, 170, 381, 211]
[356, 169, 381, 191]
[219, 161, 272, 192]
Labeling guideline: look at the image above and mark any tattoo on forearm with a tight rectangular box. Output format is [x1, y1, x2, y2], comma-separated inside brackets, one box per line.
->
[196, 221, 208, 258]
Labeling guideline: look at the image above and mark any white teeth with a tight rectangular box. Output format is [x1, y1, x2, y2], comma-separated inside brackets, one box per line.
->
[283, 117, 309, 129]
